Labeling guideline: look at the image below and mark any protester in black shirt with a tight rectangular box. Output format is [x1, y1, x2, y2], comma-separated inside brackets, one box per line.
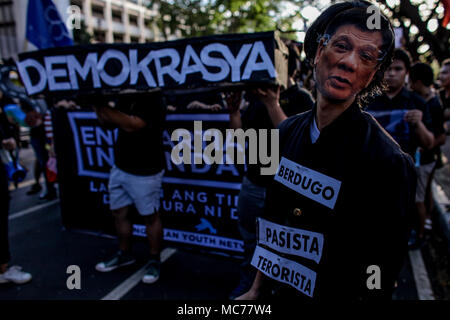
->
[23, 103, 58, 201]
[93, 93, 166, 284]
[366, 49, 434, 158]
[237, 1, 416, 301]
[409, 62, 446, 243]
[227, 90, 302, 299]
[366, 49, 434, 249]
[279, 40, 315, 115]
[227, 42, 313, 298]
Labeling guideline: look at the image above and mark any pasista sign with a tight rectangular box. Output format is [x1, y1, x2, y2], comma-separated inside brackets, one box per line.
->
[16, 32, 288, 96]
[252, 218, 324, 298]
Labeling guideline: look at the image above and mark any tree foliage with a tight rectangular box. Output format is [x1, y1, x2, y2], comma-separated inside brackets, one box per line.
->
[73, 20, 93, 45]
[148, 0, 310, 40]
[377, 0, 450, 62]
[147, 0, 449, 63]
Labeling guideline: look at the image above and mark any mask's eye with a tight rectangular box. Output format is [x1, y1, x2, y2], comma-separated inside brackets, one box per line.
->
[360, 51, 376, 64]
[332, 42, 350, 52]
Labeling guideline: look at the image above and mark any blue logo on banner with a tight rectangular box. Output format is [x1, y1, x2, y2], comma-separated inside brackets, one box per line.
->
[195, 218, 217, 234]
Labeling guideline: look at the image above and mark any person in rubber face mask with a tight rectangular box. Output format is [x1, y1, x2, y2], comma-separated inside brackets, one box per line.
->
[236, 1, 416, 301]
[313, 27, 382, 109]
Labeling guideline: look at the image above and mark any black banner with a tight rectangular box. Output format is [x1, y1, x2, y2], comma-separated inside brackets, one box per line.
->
[17, 31, 288, 97]
[53, 93, 246, 257]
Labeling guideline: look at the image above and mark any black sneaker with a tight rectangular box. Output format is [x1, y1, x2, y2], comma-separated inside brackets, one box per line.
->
[26, 184, 42, 195]
[95, 251, 136, 272]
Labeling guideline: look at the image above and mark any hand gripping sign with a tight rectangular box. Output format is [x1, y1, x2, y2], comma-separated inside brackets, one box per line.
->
[15, 31, 288, 97]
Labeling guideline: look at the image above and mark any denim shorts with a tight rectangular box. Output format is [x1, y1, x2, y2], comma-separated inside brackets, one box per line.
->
[237, 176, 267, 234]
[108, 166, 164, 216]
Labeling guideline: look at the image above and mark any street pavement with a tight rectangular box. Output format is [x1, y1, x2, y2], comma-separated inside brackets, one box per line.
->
[1, 147, 242, 300]
[2, 182, 240, 300]
[0, 144, 441, 301]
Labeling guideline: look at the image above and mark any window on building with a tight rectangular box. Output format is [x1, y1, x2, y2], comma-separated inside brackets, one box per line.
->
[0, 0, 17, 59]
[113, 33, 124, 43]
[129, 14, 138, 26]
[70, 0, 82, 10]
[130, 36, 140, 43]
[112, 10, 122, 23]
[91, 4, 104, 18]
[93, 30, 106, 43]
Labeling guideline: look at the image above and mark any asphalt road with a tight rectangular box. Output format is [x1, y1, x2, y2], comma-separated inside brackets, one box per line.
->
[2, 187, 241, 301]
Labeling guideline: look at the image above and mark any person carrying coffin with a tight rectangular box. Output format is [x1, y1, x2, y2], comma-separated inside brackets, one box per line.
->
[226, 47, 313, 299]
[93, 93, 166, 285]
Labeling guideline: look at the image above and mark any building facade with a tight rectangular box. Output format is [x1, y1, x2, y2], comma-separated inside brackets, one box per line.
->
[0, 0, 166, 60]
[71, 0, 165, 44]
[0, 0, 18, 60]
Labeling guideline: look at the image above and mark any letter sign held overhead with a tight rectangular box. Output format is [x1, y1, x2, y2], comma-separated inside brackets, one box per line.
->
[16, 31, 288, 96]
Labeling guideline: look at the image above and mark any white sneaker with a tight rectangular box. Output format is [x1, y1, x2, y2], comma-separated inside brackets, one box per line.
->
[0, 266, 32, 284]
[142, 261, 160, 284]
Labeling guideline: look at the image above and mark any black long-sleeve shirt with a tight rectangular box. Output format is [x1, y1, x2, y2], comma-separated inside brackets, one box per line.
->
[365, 88, 432, 158]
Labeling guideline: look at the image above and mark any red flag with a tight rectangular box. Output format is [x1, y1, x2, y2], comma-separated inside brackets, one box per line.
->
[443, 0, 450, 27]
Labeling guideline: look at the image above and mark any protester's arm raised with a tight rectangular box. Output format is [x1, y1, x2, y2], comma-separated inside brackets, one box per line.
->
[225, 91, 244, 129]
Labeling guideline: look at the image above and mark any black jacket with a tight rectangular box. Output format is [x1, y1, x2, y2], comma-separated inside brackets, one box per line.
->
[257, 103, 416, 301]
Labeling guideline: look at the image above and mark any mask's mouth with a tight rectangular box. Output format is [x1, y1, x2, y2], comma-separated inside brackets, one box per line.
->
[331, 75, 350, 85]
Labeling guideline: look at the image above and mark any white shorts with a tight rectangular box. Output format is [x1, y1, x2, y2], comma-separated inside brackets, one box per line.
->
[108, 166, 164, 216]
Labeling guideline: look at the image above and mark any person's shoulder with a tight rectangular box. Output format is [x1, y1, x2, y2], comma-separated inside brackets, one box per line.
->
[364, 93, 385, 110]
[278, 110, 311, 131]
[297, 87, 315, 104]
[277, 110, 311, 141]
[294, 84, 313, 97]
[410, 90, 425, 103]
[407, 89, 427, 108]
[429, 94, 443, 109]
